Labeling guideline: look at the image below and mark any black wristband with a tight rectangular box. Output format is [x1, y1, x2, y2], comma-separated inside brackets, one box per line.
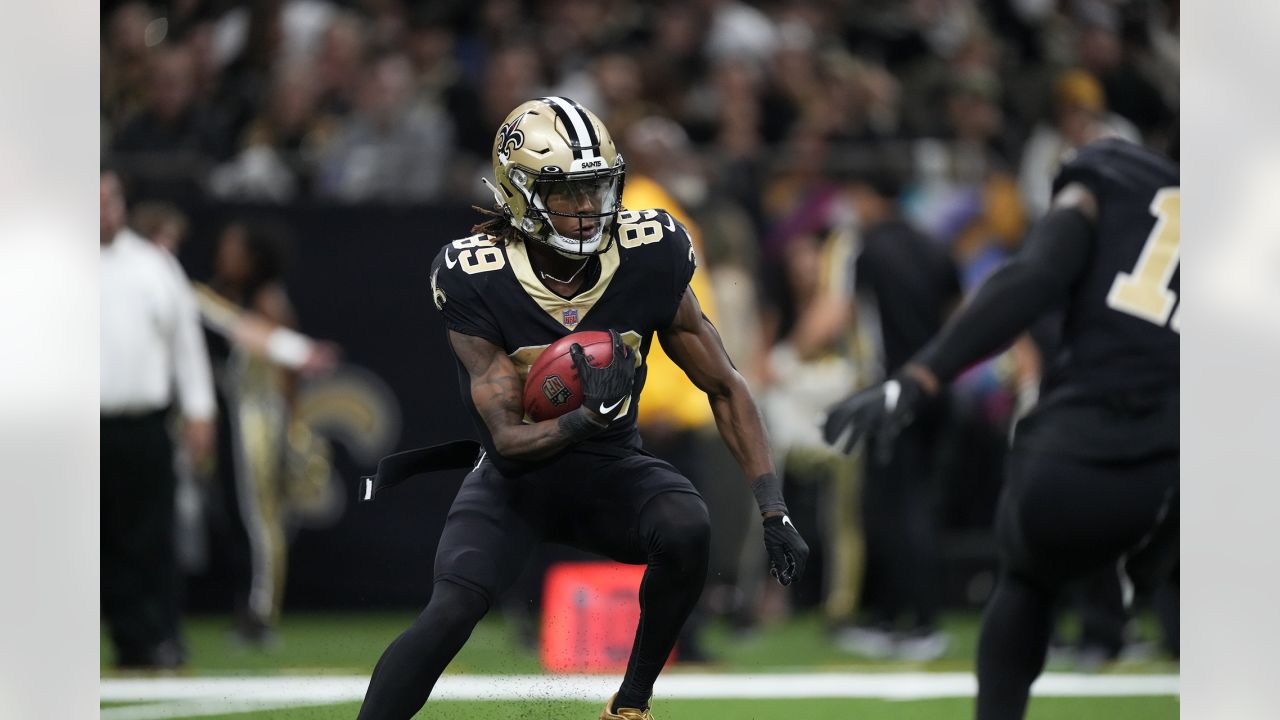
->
[558, 406, 608, 441]
[750, 472, 788, 515]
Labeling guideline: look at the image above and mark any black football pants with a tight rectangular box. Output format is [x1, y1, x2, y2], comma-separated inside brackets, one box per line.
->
[975, 441, 1177, 720]
[356, 455, 709, 720]
[862, 418, 942, 631]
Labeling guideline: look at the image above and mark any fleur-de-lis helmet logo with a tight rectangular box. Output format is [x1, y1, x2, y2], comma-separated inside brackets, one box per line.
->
[496, 111, 530, 163]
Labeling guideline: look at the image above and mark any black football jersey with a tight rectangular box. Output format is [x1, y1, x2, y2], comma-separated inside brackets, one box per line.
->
[1041, 139, 1180, 403]
[430, 209, 697, 472]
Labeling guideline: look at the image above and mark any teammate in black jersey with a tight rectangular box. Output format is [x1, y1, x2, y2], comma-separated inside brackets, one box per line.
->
[824, 135, 1178, 720]
[357, 97, 809, 720]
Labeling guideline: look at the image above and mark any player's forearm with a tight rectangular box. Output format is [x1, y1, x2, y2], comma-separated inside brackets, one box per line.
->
[468, 347, 609, 462]
[790, 295, 850, 361]
[488, 408, 606, 462]
[915, 207, 1093, 383]
[914, 262, 1058, 383]
[460, 330, 598, 462]
[173, 292, 217, 421]
[707, 375, 777, 482]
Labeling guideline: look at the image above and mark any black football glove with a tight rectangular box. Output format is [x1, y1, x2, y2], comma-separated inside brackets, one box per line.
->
[822, 373, 925, 463]
[570, 329, 636, 421]
[762, 514, 809, 586]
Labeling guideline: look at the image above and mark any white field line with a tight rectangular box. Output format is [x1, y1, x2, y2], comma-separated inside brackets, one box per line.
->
[100, 700, 336, 720]
[102, 672, 1179, 706]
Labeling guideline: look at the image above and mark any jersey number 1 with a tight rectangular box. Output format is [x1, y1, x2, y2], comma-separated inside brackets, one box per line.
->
[1106, 187, 1180, 332]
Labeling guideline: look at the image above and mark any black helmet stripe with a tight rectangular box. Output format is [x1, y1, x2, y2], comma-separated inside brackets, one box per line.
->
[540, 96, 597, 160]
[564, 97, 600, 149]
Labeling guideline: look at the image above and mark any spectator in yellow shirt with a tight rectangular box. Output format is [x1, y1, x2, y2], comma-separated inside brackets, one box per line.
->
[621, 117, 722, 662]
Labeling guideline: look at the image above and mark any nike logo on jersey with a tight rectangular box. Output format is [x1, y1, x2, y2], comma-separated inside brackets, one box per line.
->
[782, 515, 795, 530]
[664, 214, 676, 232]
[598, 394, 628, 415]
[444, 249, 458, 269]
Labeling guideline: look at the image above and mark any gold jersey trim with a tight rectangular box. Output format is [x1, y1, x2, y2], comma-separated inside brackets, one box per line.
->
[505, 238, 621, 329]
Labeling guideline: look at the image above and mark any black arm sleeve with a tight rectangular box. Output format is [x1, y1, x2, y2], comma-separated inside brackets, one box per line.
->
[913, 207, 1095, 383]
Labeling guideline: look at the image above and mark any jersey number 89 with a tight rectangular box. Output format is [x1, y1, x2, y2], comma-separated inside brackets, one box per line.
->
[451, 234, 506, 274]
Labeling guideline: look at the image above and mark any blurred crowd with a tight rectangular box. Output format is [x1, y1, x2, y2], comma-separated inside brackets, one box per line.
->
[102, 0, 1177, 210]
[102, 0, 1178, 668]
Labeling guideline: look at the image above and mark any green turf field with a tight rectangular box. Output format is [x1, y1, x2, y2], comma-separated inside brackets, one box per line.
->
[100, 611, 1178, 719]
[106, 696, 1178, 720]
[100, 610, 1177, 675]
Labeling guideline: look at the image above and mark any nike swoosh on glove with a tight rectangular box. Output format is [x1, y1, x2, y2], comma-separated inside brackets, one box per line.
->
[821, 374, 924, 463]
[762, 515, 809, 586]
[570, 329, 636, 421]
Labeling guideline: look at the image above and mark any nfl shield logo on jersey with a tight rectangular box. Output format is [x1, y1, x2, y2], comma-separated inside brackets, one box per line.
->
[562, 308, 579, 328]
[542, 375, 572, 406]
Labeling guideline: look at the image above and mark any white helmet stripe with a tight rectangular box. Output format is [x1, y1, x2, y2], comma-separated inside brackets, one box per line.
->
[564, 97, 601, 148]
[542, 96, 597, 160]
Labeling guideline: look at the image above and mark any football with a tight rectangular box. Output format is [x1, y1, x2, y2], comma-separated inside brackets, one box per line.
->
[523, 330, 615, 422]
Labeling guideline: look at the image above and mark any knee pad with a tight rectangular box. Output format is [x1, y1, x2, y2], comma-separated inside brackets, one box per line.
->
[641, 493, 711, 563]
[418, 578, 490, 629]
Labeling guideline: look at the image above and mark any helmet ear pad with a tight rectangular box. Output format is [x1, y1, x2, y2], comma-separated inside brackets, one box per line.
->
[489, 97, 625, 255]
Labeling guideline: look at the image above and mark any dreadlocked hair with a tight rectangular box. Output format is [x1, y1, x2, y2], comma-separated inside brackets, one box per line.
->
[469, 205, 522, 246]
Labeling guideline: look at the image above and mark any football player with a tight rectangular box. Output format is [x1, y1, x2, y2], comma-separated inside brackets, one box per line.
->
[357, 97, 809, 720]
[823, 135, 1178, 720]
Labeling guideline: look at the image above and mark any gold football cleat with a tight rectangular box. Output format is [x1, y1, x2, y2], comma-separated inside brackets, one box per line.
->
[599, 693, 653, 719]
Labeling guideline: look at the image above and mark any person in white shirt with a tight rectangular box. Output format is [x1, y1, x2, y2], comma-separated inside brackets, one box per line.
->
[1017, 70, 1141, 220]
[100, 169, 216, 669]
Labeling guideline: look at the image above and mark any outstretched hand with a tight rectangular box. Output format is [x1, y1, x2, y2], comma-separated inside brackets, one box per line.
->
[822, 374, 926, 463]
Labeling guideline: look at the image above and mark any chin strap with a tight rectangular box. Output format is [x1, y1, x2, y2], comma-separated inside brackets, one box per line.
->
[551, 245, 594, 260]
[480, 177, 509, 215]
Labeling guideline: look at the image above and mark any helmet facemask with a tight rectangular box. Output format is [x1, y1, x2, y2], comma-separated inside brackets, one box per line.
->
[517, 161, 625, 257]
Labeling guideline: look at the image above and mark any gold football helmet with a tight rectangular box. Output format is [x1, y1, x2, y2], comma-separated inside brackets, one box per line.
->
[486, 97, 626, 256]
